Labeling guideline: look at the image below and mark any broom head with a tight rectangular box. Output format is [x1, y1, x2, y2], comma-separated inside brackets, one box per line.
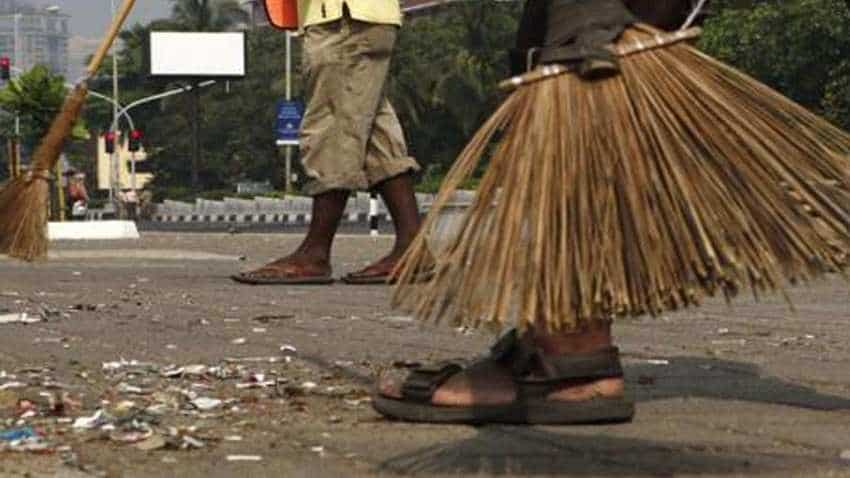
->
[0, 84, 88, 261]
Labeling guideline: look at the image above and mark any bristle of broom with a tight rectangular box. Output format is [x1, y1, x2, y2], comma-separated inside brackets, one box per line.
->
[0, 84, 88, 261]
[393, 27, 850, 333]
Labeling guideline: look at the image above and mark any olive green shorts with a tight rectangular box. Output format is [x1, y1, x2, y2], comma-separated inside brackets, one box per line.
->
[299, 17, 420, 196]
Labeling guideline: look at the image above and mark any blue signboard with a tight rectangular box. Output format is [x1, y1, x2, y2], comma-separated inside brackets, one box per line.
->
[275, 100, 304, 146]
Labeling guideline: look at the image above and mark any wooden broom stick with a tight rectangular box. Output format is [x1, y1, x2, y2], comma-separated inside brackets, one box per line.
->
[0, 0, 137, 261]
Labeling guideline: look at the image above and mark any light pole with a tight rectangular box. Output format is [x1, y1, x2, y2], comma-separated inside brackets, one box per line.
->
[284, 30, 293, 194]
[110, 0, 121, 205]
[110, 80, 218, 197]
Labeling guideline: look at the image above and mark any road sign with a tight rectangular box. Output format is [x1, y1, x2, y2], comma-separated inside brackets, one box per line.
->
[275, 100, 304, 146]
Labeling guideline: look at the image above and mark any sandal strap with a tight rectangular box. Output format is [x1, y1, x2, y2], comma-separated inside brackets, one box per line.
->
[400, 360, 466, 403]
[518, 346, 624, 384]
[490, 328, 623, 383]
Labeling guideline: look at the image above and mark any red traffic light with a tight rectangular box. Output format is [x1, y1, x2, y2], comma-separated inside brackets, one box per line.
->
[1, 57, 10, 81]
[128, 129, 143, 152]
[104, 131, 116, 154]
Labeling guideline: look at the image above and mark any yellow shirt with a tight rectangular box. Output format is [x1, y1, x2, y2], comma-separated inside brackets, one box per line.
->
[298, 0, 402, 28]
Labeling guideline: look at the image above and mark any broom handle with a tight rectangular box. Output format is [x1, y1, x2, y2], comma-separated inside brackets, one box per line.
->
[86, 0, 137, 78]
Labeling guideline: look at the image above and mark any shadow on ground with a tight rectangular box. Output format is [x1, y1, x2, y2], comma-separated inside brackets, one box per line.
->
[376, 427, 804, 476]
[354, 356, 848, 476]
[626, 357, 850, 410]
[312, 352, 850, 411]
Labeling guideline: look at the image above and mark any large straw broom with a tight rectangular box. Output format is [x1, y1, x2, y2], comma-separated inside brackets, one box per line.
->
[393, 23, 850, 333]
[0, 0, 137, 261]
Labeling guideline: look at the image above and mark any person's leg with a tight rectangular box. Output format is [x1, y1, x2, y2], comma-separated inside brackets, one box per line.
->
[236, 190, 349, 281]
[233, 21, 363, 284]
[345, 172, 421, 280]
[344, 102, 422, 282]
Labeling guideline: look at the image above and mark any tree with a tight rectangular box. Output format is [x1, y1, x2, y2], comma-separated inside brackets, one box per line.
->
[0, 65, 88, 156]
[161, 0, 250, 190]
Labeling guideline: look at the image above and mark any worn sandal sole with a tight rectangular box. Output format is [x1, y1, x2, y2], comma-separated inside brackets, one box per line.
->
[372, 394, 635, 425]
[341, 271, 435, 285]
[230, 274, 335, 285]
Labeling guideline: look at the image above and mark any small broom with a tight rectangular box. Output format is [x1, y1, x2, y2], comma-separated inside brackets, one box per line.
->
[393, 12, 850, 333]
[0, 0, 137, 261]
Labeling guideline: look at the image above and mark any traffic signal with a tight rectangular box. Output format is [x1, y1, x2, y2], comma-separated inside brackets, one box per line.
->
[0, 57, 10, 81]
[104, 131, 116, 154]
[128, 129, 142, 152]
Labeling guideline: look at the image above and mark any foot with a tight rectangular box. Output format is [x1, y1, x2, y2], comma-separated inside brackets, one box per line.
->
[232, 253, 332, 284]
[378, 355, 624, 407]
[344, 253, 401, 283]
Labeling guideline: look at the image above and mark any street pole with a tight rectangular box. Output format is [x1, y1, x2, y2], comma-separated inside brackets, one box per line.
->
[13, 13, 20, 177]
[12, 114, 20, 178]
[284, 30, 293, 195]
[110, 0, 120, 205]
[191, 81, 201, 190]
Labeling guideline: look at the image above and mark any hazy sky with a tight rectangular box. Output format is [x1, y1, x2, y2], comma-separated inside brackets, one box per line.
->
[50, 0, 173, 37]
[42, 0, 173, 77]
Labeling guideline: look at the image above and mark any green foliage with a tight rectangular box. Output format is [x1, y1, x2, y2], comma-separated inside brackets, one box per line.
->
[0, 65, 87, 147]
[61, 0, 850, 198]
[699, 0, 850, 127]
[390, 2, 521, 174]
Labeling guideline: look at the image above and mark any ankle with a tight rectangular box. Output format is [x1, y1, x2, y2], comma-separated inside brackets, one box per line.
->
[293, 246, 331, 265]
[532, 321, 614, 356]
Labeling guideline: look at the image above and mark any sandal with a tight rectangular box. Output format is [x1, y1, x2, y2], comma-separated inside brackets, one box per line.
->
[341, 264, 434, 285]
[231, 260, 334, 285]
[372, 330, 635, 425]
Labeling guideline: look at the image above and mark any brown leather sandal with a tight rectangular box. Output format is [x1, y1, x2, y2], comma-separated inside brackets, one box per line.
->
[372, 330, 635, 425]
[231, 261, 334, 285]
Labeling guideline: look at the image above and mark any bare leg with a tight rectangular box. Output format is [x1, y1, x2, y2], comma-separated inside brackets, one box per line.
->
[235, 190, 350, 281]
[345, 173, 422, 280]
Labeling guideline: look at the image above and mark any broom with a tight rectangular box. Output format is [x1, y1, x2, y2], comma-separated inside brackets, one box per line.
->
[392, 20, 850, 333]
[0, 0, 137, 261]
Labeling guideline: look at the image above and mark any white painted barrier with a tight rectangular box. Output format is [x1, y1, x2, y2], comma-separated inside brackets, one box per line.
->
[48, 221, 140, 241]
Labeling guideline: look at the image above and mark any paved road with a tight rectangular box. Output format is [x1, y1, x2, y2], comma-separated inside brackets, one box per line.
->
[0, 233, 848, 477]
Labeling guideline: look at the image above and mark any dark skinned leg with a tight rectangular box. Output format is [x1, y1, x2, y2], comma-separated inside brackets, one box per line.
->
[237, 189, 350, 280]
[346, 172, 422, 279]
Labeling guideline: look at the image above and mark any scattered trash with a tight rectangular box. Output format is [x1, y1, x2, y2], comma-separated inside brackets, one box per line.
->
[0, 313, 42, 324]
[252, 328, 267, 334]
[0, 427, 37, 441]
[644, 359, 670, 366]
[0, 381, 26, 390]
[301, 382, 318, 391]
[227, 455, 262, 462]
[384, 316, 414, 324]
[253, 314, 295, 324]
[191, 397, 223, 411]
[223, 435, 243, 442]
[840, 449, 850, 461]
[136, 435, 167, 451]
[717, 328, 730, 335]
[711, 339, 747, 346]
[231, 338, 247, 345]
[72, 410, 110, 429]
[280, 345, 297, 354]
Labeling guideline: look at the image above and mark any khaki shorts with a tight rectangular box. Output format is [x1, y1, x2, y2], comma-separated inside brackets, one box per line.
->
[299, 17, 420, 196]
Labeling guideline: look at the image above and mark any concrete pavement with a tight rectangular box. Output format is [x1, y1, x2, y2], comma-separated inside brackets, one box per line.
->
[0, 232, 848, 477]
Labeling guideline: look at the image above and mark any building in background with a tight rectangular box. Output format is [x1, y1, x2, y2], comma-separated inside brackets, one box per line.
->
[0, 1, 70, 77]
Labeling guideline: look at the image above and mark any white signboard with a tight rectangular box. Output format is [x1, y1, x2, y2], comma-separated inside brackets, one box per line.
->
[150, 32, 246, 77]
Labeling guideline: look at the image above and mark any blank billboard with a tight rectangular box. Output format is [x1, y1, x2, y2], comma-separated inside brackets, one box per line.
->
[150, 32, 246, 77]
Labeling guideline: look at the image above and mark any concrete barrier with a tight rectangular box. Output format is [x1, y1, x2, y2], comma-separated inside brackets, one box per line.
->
[48, 221, 140, 241]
